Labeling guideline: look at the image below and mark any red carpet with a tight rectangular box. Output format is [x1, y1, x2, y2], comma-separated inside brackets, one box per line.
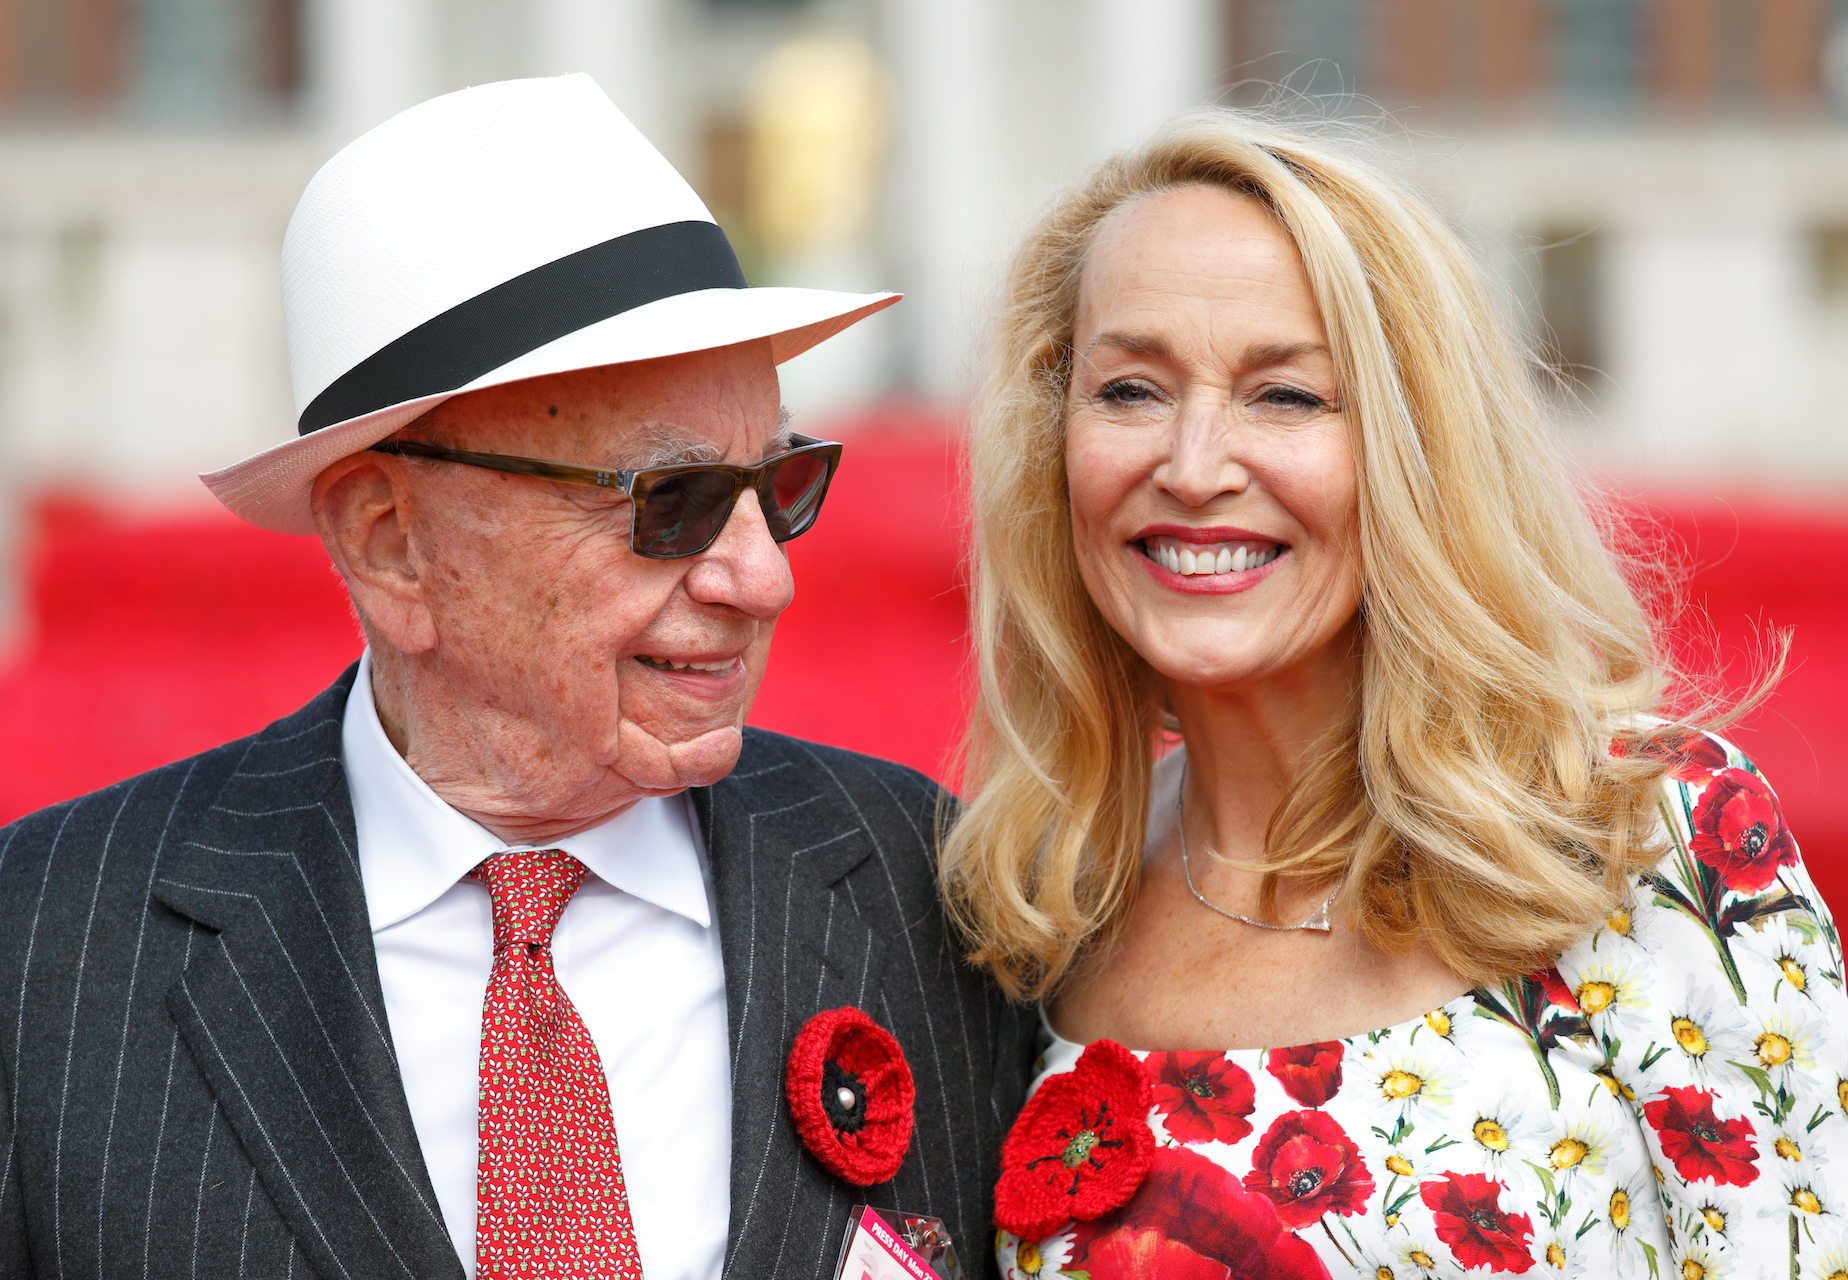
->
[0, 414, 1841, 910]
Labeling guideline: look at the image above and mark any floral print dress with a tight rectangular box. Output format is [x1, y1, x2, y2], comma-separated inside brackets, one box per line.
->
[996, 737, 1848, 1279]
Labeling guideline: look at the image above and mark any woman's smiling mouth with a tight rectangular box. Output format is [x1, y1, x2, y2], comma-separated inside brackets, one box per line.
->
[1140, 536, 1284, 577]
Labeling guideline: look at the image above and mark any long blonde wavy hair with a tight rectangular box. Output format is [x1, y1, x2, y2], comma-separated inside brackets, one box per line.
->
[939, 110, 1715, 1003]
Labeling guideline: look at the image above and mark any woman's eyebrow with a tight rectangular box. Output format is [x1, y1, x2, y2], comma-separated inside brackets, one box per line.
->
[1243, 341, 1331, 367]
[1083, 334, 1331, 369]
[1084, 330, 1172, 360]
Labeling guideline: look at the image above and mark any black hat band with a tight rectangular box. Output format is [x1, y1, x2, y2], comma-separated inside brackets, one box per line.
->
[298, 219, 746, 435]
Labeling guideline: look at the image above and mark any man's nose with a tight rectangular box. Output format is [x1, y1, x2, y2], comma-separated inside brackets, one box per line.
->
[680, 486, 796, 618]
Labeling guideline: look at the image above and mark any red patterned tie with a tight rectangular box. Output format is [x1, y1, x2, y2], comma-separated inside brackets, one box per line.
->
[471, 850, 644, 1279]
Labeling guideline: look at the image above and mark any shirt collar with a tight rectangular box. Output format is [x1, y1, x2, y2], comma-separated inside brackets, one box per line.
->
[342, 650, 712, 932]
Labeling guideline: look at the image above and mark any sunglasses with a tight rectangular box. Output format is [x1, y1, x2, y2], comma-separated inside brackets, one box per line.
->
[370, 432, 844, 559]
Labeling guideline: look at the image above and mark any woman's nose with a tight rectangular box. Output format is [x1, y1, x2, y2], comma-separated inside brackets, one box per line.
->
[1158, 399, 1252, 508]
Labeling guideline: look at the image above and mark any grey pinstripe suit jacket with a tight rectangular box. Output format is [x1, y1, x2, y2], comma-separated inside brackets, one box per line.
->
[0, 665, 1035, 1279]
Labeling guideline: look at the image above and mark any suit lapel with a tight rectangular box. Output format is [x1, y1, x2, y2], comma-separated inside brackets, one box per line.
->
[694, 745, 890, 1279]
[152, 669, 463, 1280]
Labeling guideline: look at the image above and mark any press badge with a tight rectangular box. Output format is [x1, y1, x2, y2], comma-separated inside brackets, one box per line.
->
[832, 1205, 966, 1280]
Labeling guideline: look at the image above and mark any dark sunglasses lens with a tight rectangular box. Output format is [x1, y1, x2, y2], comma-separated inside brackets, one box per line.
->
[634, 470, 737, 557]
[759, 453, 831, 541]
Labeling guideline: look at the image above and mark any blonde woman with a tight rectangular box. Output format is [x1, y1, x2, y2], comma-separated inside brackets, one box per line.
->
[944, 113, 1847, 1279]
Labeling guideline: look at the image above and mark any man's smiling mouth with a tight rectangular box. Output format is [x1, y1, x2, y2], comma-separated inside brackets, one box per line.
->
[635, 655, 738, 673]
[1140, 536, 1285, 577]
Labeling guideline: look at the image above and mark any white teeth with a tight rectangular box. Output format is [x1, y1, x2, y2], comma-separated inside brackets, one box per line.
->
[643, 656, 734, 672]
[1145, 537, 1284, 577]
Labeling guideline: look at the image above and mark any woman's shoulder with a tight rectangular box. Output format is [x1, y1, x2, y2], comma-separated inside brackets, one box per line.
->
[1637, 728, 1817, 913]
[1562, 728, 1840, 1006]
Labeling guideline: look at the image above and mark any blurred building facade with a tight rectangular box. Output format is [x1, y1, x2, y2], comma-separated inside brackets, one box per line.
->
[0, 0, 1844, 627]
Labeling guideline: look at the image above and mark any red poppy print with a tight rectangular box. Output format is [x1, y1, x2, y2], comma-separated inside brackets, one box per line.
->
[1068, 1148, 1332, 1280]
[995, 1039, 1155, 1239]
[1642, 1085, 1760, 1187]
[1420, 1172, 1535, 1273]
[1529, 966, 1580, 1015]
[1617, 730, 1730, 783]
[1148, 1051, 1258, 1145]
[1687, 767, 1798, 894]
[1070, 1231, 1232, 1280]
[1265, 1043, 1344, 1108]
[1242, 1110, 1374, 1228]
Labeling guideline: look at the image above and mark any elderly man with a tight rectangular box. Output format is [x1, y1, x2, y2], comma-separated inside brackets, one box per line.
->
[0, 77, 1030, 1280]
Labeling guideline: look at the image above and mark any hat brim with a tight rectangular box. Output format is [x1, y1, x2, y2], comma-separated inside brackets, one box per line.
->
[202, 285, 899, 535]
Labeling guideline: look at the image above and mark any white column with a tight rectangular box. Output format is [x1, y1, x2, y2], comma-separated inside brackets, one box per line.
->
[305, 0, 442, 147]
[879, 0, 1006, 399]
[1074, 0, 1222, 164]
[527, 0, 665, 144]
[1604, 202, 1817, 478]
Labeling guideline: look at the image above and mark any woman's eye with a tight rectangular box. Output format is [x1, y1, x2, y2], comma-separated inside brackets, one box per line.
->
[1250, 385, 1329, 417]
[1098, 379, 1157, 406]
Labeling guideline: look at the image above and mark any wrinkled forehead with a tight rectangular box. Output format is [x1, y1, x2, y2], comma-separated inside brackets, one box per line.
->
[408, 340, 787, 467]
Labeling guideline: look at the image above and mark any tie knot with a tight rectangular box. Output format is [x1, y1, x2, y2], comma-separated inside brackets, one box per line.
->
[470, 849, 587, 951]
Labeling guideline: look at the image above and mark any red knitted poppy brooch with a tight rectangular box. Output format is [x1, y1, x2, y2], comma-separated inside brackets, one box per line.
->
[786, 1007, 916, 1185]
[994, 1038, 1155, 1239]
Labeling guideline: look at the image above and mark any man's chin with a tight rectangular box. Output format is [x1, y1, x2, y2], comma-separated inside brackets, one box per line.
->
[613, 721, 746, 793]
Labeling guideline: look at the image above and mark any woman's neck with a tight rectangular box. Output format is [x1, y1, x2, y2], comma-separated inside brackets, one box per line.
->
[1163, 617, 1363, 861]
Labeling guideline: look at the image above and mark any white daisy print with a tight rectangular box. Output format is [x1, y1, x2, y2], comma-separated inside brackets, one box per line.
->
[1004, 1227, 1072, 1280]
[1602, 1171, 1660, 1268]
[1542, 1109, 1613, 1189]
[1781, 1177, 1830, 1224]
[1533, 1231, 1591, 1276]
[1683, 1186, 1741, 1246]
[1738, 915, 1826, 1004]
[1772, 1127, 1832, 1179]
[1570, 957, 1652, 1040]
[1412, 1002, 1476, 1056]
[1661, 986, 1753, 1087]
[1393, 1234, 1453, 1277]
[1377, 1143, 1424, 1209]
[1676, 1241, 1725, 1280]
[1596, 899, 1655, 955]
[1751, 1008, 1823, 1085]
[1361, 1048, 1453, 1129]
[1459, 1088, 1545, 1179]
[1804, 1230, 1848, 1280]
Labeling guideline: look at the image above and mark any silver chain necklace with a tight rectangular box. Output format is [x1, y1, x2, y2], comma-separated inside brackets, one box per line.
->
[1176, 759, 1340, 933]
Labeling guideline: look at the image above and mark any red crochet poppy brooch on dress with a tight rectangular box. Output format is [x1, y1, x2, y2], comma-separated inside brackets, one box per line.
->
[994, 1038, 1155, 1239]
[786, 1007, 917, 1185]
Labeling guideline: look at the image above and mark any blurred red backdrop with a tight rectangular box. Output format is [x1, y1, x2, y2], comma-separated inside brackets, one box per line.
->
[0, 411, 1841, 909]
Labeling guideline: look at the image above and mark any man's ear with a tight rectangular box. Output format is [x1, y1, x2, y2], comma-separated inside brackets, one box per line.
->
[311, 451, 438, 655]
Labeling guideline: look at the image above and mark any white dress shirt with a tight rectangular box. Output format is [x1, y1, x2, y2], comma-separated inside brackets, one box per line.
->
[342, 652, 731, 1280]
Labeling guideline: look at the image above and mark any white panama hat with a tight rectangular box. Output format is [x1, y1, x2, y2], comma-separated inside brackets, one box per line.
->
[202, 73, 898, 535]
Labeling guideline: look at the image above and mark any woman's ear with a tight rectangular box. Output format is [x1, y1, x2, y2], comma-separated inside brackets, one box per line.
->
[311, 452, 438, 655]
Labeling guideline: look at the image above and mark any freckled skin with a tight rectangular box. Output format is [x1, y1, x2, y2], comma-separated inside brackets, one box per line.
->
[1053, 188, 1467, 1051]
[310, 339, 792, 846]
